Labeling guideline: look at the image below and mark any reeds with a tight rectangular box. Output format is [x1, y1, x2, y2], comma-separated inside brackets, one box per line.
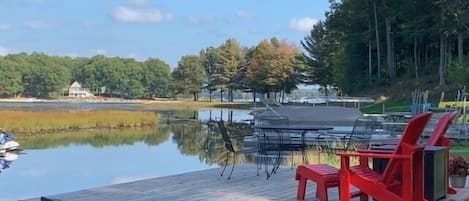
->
[0, 110, 158, 134]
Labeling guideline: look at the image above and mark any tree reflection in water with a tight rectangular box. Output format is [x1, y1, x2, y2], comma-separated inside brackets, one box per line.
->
[18, 127, 171, 149]
[16, 108, 350, 168]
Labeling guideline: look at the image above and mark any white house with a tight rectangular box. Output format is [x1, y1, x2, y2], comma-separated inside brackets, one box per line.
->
[68, 81, 94, 98]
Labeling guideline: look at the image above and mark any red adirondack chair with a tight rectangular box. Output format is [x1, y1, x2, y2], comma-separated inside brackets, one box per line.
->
[425, 111, 458, 194]
[338, 112, 432, 201]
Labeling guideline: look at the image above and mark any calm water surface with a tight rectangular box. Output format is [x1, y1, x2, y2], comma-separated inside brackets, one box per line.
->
[0, 104, 252, 201]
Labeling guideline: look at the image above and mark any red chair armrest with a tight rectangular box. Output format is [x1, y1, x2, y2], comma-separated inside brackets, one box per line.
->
[337, 152, 412, 159]
[357, 149, 393, 154]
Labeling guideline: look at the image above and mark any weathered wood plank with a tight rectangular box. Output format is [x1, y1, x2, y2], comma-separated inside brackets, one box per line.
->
[22, 164, 469, 201]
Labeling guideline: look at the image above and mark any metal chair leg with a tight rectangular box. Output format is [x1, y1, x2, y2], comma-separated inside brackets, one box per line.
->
[290, 151, 294, 169]
[227, 153, 236, 180]
[220, 152, 229, 176]
[256, 155, 260, 176]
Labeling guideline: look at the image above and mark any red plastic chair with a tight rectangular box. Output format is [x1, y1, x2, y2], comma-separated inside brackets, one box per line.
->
[337, 112, 432, 201]
[295, 116, 375, 201]
[425, 111, 458, 194]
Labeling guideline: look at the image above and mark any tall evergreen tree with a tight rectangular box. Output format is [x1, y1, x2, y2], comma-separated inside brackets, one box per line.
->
[301, 21, 334, 96]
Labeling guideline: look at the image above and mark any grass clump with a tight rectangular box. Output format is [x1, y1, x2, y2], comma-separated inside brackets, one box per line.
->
[0, 110, 158, 134]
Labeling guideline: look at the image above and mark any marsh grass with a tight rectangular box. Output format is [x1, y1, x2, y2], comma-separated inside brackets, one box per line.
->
[17, 127, 171, 149]
[0, 110, 158, 134]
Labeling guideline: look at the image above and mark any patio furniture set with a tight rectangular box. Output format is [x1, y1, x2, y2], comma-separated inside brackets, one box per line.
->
[296, 111, 458, 201]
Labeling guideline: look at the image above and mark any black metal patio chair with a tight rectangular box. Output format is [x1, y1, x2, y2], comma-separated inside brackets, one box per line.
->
[217, 120, 259, 180]
[344, 116, 380, 151]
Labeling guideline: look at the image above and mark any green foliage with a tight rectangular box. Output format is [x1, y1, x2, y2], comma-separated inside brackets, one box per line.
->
[448, 59, 469, 85]
[199, 47, 219, 100]
[360, 99, 412, 114]
[144, 58, 172, 98]
[0, 59, 23, 97]
[216, 39, 244, 92]
[0, 52, 172, 99]
[172, 55, 206, 100]
[317, 0, 469, 94]
[301, 21, 335, 95]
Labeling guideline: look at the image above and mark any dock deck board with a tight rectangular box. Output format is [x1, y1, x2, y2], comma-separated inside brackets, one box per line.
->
[23, 165, 469, 201]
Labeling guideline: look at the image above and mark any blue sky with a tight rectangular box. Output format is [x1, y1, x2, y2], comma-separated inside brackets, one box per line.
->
[0, 0, 330, 68]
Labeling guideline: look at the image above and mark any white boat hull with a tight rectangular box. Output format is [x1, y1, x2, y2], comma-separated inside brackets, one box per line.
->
[0, 140, 20, 152]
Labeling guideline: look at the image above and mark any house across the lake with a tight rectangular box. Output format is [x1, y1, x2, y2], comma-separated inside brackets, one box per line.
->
[68, 81, 94, 98]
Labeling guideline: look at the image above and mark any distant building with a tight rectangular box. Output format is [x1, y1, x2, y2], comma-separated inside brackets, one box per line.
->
[68, 81, 94, 97]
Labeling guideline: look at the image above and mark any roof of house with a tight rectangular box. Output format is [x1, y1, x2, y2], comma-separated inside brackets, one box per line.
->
[69, 81, 82, 88]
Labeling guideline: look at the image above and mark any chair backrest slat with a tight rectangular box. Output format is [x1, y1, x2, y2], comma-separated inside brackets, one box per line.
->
[426, 111, 457, 146]
[382, 112, 432, 184]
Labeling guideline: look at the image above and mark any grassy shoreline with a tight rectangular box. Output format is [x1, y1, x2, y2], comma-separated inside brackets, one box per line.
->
[0, 110, 158, 135]
[0, 98, 412, 136]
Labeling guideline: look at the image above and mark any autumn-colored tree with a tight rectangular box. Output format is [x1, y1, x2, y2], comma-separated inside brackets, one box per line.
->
[247, 38, 300, 100]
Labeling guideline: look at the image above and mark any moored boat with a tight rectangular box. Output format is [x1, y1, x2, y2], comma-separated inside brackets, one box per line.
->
[0, 129, 20, 152]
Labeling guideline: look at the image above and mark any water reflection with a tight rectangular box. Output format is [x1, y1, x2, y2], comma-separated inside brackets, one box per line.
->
[158, 108, 253, 125]
[197, 109, 253, 122]
[18, 127, 171, 149]
[14, 108, 339, 169]
[0, 108, 358, 200]
[200, 119, 349, 169]
[14, 117, 345, 172]
[0, 150, 20, 173]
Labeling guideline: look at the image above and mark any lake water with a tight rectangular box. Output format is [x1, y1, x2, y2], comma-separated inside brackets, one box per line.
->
[0, 103, 253, 201]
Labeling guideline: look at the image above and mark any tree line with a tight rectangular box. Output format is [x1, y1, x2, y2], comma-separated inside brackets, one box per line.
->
[1, 0, 468, 100]
[173, 0, 469, 100]
[173, 38, 302, 101]
[0, 52, 172, 98]
[312, 0, 469, 93]
[0, 38, 303, 101]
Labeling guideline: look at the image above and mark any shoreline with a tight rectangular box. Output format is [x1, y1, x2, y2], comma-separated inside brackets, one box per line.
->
[0, 98, 254, 110]
[0, 97, 150, 104]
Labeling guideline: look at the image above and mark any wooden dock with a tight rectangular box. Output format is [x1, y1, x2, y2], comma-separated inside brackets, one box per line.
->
[23, 165, 469, 201]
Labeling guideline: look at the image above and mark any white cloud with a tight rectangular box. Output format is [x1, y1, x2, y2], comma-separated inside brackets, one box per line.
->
[289, 17, 318, 32]
[111, 6, 172, 23]
[24, 20, 48, 29]
[186, 16, 215, 25]
[0, 24, 10, 30]
[90, 48, 106, 55]
[0, 46, 8, 56]
[236, 10, 254, 20]
[127, 0, 150, 6]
